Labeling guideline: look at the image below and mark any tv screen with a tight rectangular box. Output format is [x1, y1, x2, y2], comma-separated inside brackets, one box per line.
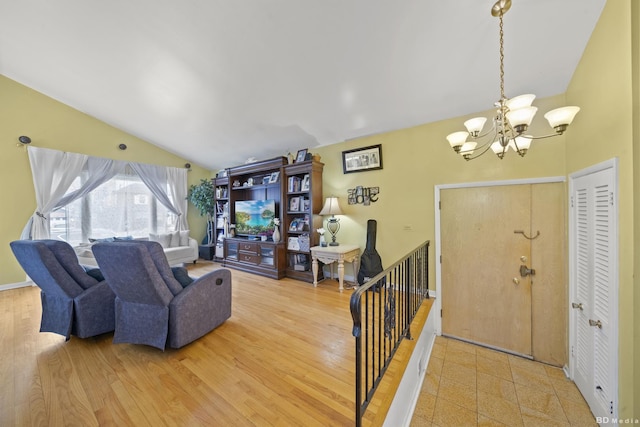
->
[235, 199, 276, 236]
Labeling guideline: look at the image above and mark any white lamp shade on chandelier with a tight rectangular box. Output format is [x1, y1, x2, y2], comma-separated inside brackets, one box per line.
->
[446, 0, 580, 161]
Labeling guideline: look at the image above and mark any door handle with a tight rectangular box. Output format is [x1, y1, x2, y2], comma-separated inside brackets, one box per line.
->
[519, 264, 536, 277]
[589, 319, 602, 328]
[571, 302, 584, 311]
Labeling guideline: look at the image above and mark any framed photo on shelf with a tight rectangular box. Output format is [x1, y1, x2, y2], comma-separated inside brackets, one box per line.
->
[289, 197, 300, 212]
[342, 144, 383, 174]
[301, 174, 310, 191]
[295, 149, 308, 163]
[288, 237, 300, 251]
[269, 171, 280, 183]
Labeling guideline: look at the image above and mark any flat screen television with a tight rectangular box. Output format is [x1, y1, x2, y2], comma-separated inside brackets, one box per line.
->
[235, 199, 276, 236]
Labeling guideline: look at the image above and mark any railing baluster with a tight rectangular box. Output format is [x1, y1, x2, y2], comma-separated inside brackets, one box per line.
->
[351, 240, 430, 426]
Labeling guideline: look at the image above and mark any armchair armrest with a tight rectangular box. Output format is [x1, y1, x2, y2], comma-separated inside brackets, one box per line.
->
[167, 268, 232, 348]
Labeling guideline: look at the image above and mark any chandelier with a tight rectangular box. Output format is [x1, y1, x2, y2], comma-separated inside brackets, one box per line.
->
[446, 0, 580, 160]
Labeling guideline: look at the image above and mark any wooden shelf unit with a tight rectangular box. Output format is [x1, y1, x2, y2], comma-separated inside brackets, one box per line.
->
[283, 160, 324, 282]
[223, 238, 286, 279]
[214, 157, 324, 282]
[212, 175, 229, 260]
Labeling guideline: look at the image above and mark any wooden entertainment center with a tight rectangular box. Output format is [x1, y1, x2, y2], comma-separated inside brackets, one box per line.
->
[212, 156, 324, 282]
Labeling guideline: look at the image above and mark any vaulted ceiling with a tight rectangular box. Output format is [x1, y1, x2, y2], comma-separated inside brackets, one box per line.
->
[0, 0, 605, 171]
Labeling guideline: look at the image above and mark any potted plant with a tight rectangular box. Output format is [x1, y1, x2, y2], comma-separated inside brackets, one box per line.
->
[188, 179, 216, 245]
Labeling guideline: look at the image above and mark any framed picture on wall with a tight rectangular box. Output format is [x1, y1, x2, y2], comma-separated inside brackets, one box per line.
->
[342, 144, 383, 174]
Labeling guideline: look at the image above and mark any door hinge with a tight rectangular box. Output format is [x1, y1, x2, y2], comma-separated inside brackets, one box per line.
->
[440, 255, 442, 263]
[610, 192, 614, 206]
[440, 309, 443, 317]
[570, 195, 574, 208]
[439, 200, 441, 210]
[610, 401, 614, 414]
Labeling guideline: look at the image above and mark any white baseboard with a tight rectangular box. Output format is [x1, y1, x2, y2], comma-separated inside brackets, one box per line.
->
[0, 280, 34, 292]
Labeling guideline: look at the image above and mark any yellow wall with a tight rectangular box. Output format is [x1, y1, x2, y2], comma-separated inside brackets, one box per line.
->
[634, 0, 640, 417]
[315, 94, 568, 291]
[316, 0, 636, 418]
[565, 0, 635, 418]
[0, 75, 212, 285]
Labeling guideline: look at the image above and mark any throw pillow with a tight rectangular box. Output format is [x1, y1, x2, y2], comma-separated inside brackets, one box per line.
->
[88, 236, 115, 243]
[149, 233, 171, 248]
[85, 268, 105, 282]
[169, 231, 180, 248]
[179, 230, 190, 247]
[171, 267, 194, 288]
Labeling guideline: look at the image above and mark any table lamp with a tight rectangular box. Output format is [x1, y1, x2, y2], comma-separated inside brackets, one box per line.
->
[319, 196, 343, 246]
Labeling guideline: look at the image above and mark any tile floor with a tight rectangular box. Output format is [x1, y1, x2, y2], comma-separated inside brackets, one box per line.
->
[410, 336, 598, 426]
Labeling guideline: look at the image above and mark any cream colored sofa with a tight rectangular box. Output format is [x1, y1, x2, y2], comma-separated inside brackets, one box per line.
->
[74, 233, 199, 267]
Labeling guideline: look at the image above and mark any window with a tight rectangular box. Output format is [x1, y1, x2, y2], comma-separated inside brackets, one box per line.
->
[51, 169, 176, 245]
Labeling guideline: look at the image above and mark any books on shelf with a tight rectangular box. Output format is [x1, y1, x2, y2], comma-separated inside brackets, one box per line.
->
[288, 176, 302, 192]
[289, 196, 308, 212]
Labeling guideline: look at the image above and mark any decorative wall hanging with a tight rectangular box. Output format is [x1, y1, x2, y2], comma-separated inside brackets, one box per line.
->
[347, 186, 380, 205]
[342, 144, 383, 174]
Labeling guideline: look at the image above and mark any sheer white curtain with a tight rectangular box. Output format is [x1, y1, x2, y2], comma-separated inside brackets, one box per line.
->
[21, 147, 88, 240]
[129, 163, 187, 231]
[22, 147, 190, 240]
[167, 167, 188, 231]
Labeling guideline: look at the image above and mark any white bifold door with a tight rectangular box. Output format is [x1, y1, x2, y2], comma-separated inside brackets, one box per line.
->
[569, 160, 618, 421]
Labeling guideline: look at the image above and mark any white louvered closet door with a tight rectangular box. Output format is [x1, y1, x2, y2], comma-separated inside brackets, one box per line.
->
[570, 163, 617, 420]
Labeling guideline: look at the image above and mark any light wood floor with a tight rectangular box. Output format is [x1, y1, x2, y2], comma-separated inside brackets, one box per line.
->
[0, 261, 368, 426]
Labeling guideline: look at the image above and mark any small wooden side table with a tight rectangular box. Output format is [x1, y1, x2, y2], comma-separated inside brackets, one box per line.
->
[311, 244, 360, 291]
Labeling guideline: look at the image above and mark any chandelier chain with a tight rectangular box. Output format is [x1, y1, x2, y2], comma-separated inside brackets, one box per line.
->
[499, 10, 505, 102]
[445, 0, 580, 161]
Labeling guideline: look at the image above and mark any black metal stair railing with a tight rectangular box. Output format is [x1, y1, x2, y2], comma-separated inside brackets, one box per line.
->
[350, 240, 430, 427]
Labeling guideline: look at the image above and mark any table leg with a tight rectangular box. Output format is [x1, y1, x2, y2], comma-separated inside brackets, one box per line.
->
[353, 256, 360, 287]
[338, 259, 344, 292]
[312, 256, 319, 287]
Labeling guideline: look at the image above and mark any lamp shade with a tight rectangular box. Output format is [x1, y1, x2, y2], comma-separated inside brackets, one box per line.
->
[463, 117, 487, 136]
[459, 141, 478, 156]
[506, 106, 538, 128]
[544, 106, 581, 128]
[513, 136, 532, 151]
[446, 131, 468, 149]
[491, 140, 507, 154]
[505, 94, 536, 111]
[319, 197, 343, 216]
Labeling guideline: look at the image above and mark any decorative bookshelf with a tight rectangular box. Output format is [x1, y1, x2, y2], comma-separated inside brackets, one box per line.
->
[213, 157, 324, 282]
[283, 160, 324, 282]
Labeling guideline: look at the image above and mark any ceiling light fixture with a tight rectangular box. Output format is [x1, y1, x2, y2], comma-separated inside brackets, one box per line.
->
[446, 0, 580, 160]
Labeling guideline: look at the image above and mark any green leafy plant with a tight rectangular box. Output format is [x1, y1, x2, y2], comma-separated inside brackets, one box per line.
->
[188, 179, 216, 244]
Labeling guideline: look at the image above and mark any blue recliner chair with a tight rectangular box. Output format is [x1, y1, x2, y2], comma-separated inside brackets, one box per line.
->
[92, 240, 232, 350]
[10, 239, 116, 340]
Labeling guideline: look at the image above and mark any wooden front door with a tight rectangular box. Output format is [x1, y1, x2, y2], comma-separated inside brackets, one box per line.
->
[440, 182, 567, 364]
